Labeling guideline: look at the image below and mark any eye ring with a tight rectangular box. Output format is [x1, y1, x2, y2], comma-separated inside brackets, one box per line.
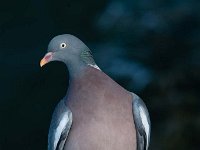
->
[60, 43, 67, 48]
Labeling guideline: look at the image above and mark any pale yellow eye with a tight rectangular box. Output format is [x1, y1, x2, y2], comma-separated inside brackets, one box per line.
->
[60, 43, 67, 48]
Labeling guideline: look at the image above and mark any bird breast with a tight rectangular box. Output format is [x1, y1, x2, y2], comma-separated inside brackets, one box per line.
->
[65, 67, 137, 150]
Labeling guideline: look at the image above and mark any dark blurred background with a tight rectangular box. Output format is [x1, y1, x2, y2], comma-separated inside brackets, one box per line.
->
[0, 0, 199, 149]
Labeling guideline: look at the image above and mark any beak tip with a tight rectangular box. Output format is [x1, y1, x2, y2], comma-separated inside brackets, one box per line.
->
[40, 52, 53, 68]
[40, 59, 46, 67]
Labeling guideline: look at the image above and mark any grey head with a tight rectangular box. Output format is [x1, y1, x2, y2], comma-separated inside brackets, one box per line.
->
[40, 34, 96, 77]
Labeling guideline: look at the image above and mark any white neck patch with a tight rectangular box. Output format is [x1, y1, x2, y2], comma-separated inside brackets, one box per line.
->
[88, 64, 101, 70]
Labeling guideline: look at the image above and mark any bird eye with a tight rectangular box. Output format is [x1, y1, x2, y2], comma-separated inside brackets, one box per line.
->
[60, 43, 67, 48]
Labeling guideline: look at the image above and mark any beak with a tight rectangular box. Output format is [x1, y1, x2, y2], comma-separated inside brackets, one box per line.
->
[40, 52, 53, 67]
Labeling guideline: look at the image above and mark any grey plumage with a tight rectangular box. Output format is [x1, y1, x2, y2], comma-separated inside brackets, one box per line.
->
[81, 47, 96, 65]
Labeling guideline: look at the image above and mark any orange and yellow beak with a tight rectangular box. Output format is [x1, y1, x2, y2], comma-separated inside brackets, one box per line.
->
[40, 52, 53, 67]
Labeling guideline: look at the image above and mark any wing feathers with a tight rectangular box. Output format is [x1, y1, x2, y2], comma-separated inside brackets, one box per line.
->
[48, 100, 73, 150]
[131, 93, 151, 150]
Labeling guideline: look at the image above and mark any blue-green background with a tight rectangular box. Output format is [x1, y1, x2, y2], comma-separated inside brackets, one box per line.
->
[0, 0, 199, 149]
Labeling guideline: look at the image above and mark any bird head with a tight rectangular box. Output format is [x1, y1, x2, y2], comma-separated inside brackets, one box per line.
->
[40, 34, 95, 68]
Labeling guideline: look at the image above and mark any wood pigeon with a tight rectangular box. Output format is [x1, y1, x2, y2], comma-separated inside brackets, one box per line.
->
[40, 34, 151, 150]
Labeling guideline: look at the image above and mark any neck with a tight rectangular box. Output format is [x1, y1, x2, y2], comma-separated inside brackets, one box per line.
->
[63, 53, 100, 79]
[64, 61, 101, 102]
[66, 61, 88, 79]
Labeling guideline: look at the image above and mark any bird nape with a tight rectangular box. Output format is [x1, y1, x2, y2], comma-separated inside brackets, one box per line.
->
[40, 34, 151, 150]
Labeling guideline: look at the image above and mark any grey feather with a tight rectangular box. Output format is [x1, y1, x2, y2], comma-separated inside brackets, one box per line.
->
[81, 47, 96, 65]
[48, 100, 73, 150]
[131, 93, 151, 150]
